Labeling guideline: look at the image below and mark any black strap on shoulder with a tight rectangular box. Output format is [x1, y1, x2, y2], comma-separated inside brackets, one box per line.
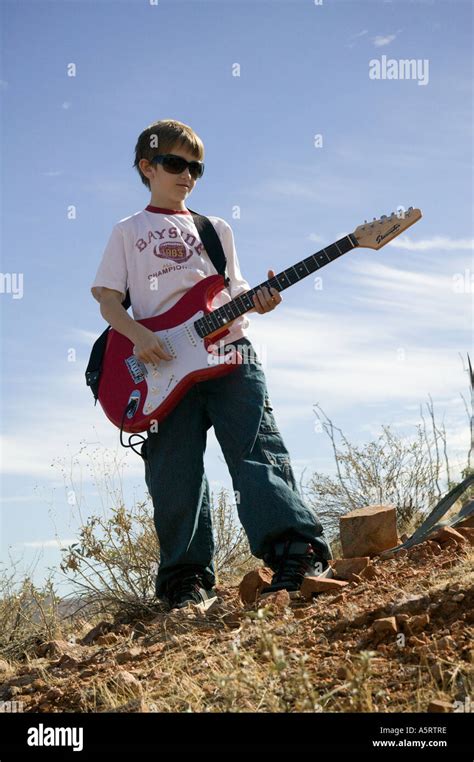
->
[85, 211, 229, 403]
[187, 209, 230, 288]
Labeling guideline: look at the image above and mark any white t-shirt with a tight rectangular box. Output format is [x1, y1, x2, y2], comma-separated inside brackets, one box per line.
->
[91, 205, 252, 345]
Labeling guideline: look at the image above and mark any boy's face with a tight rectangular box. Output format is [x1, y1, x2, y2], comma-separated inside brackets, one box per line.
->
[139, 145, 201, 204]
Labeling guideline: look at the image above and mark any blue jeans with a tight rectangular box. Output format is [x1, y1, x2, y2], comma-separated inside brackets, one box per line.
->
[141, 337, 332, 598]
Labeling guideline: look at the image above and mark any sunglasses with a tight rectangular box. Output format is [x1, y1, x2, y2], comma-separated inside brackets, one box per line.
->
[150, 153, 205, 180]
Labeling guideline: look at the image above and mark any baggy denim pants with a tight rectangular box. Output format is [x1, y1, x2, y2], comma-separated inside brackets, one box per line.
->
[140, 337, 332, 598]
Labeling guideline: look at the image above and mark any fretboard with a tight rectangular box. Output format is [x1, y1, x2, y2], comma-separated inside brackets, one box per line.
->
[194, 233, 358, 339]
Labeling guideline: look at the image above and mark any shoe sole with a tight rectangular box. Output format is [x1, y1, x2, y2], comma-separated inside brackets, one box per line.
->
[168, 593, 218, 613]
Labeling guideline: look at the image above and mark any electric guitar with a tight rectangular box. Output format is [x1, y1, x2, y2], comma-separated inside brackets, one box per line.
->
[97, 207, 422, 433]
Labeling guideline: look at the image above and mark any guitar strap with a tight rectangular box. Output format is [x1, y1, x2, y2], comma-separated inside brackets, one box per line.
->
[85, 210, 230, 404]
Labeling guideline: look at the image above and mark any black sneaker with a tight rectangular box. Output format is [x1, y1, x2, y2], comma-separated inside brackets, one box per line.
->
[259, 536, 333, 600]
[161, 570, 218, 612]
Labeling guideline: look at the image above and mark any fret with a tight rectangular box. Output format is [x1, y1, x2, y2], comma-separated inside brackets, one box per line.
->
[194, 234, 358, 338]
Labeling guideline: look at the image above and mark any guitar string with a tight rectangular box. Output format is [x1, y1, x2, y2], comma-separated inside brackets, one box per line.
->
[136, 247, 348, 363]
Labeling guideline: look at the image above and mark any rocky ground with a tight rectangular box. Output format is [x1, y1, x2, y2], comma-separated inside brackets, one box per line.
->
[0, 524, 472, 714]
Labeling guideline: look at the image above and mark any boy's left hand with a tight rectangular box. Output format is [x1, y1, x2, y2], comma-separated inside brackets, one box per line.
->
[251, 269, 283, 314]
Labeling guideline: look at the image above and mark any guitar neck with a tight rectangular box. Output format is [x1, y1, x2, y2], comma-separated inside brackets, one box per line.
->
[195, 233, 359, 339]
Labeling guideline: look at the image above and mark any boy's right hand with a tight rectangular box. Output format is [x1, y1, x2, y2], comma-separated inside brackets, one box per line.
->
[132, 325, 173, 364]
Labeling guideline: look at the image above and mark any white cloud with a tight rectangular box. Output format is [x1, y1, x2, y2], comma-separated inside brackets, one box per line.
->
[21, 538, 77, 549]
[388, 235, 474, 251]
[373, 34, 397, 47]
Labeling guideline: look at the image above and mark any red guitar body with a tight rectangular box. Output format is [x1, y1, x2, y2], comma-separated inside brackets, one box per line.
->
[97, 275, 244, 433]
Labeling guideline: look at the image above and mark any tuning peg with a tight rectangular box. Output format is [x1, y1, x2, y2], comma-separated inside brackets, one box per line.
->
[380, 214, 387, 219]
[364, 219, 368, 223]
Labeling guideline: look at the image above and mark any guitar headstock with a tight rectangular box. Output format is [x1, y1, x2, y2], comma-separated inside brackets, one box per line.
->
[353, 207, 422, 250]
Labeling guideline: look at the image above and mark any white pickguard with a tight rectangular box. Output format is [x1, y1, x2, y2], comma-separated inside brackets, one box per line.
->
[135, 310, 237, 416]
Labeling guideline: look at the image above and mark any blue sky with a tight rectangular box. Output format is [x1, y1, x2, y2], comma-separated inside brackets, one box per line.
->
[1, 0, 472, 593]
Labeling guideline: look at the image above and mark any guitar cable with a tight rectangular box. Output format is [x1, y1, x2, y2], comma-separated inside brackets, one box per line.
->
[119, 400, 154, 487]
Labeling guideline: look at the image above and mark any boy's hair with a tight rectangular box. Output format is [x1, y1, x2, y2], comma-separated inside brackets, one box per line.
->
[133, 119, 205, 190]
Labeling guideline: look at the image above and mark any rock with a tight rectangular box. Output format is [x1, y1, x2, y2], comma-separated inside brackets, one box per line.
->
[8, 673, 38, 688]
[31, 679, 47, 691]
[427, 699, 453, 713]
[407, 613, 430, 634]
[239, 567, 273, 605]
[80, 621, 114, 645]
[116, 648, 142, 664]
[330, 557, 370, 581]
[436, 635, 455, 651]
[456, 527, 474, 546]
[428, 527, 467, 547]
[112, 670, 143, 696]
[259, 589, 290, 609]
[372, 617, 398, 635]
[426, 540, 442, 555]
[360, 565, 377, 580]
[395, 614, 410, 631]
[407, 635, 426, 648]
[56, 653, 80, 670]
[46, 687, 64, 701]
[329, 594, 346, 605]
[339, 504, 398, 558]
[300, 577, 348, 599]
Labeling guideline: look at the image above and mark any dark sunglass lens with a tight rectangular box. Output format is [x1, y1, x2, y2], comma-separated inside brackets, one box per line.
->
[189, 162, 203, 179]
[162, 156, 187, 174]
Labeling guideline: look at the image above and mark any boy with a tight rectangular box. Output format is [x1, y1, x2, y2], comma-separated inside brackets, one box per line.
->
[90, 119, 332, 612]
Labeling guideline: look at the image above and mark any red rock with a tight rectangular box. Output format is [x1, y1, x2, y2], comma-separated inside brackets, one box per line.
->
[330, 557, 370, 580]
[456, 527, 474, 546]
[339, 504, 398, 558]
[360, 565, 377, 580]
[238, 567, 273, 605]
[372, 617, 398, 635]
[427, 699, 453, 713]
[116, 648, 142, 664]
[300, 577, 348, 599]
[428, 526, 467, 546]
[80, 621, 114, 645]
[407, 613, 430, 634]
[259, 589, 290, 609]
[111, 670, 143, 696]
